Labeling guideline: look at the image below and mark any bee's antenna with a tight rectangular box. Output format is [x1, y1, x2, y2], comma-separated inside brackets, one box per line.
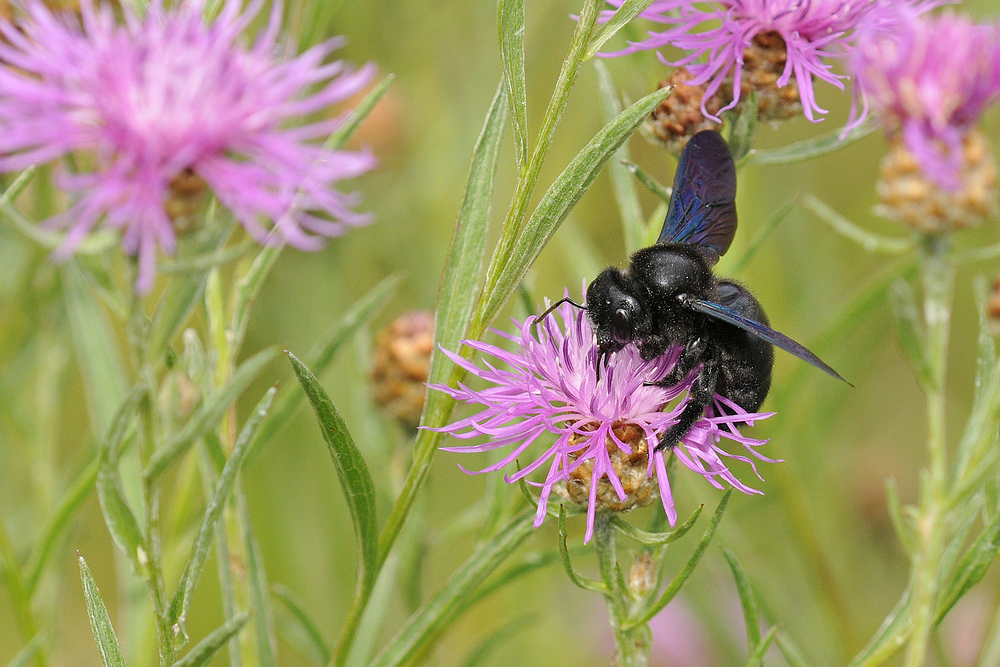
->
[534, 297, 586, 324]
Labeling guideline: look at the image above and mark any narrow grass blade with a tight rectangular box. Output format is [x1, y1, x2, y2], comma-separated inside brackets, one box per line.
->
[744, 625, 778, 667]
[369, 508, 535, 667]
[935, 510, 1000, 625]
[329, 75, 394, 151]
[460, 615, 535, 667]
[802, 195, 913, 254]
[775, 630, 813, 667]
[246, 273, 401, 466]
[145, 346, 277, 482]
[171, 387, 276, 632]
[5, 635, 44, 667]
[751, 121, 876, 165]
[611, 503, 702, 545]
[229, 245, 283, 354]
[559, 506, 607, 592]
[95, 389, 146, 574]
[78, 555, 125, 667]
[243, 513, 277, 667]
[627, 489, 732, 629]
[287, 353, 378, 598]
[498, 0, 526, 167]
[26, 455, 100, 594]
[848, 591, 911, 667]
[478, 85, 671, 326]
[62, 262, 129, 438]
[621, 160, 671, 203]
[595, 61, 644, 254]
[273, 585, 332, 666]
[172, 611, 251, 667]
[585, 0, 657, 59]
[721, 546, 762, 657]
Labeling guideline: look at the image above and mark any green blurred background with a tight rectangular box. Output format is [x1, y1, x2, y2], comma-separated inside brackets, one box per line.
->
[2, 0, 1000, 665]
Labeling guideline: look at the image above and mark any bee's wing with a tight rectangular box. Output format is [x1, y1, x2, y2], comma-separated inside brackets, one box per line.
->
[684, 296, 851, 385]
[657, 130, 738, 263]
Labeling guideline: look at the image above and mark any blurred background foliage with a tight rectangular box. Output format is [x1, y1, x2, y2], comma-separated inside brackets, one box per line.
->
[1, 0, 1000, 665]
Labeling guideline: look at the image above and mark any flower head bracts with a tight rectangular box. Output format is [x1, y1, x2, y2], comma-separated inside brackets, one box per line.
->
[850, 5, 1000, 189]
[601, 0, 876, 123]
[430, 295, 776, 543]
[0, 0, 377, 291]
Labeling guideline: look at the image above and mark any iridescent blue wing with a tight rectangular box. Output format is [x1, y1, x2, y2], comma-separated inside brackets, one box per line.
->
[682, 295, 851, 384]
[657, 130, 738, 264]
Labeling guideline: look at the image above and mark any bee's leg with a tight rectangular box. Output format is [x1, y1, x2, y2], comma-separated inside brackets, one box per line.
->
[646, 337, 705, 387]
[654, 353, 719, 452]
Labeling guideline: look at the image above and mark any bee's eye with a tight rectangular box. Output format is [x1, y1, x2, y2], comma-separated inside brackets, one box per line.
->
[612, 308, 632, 345]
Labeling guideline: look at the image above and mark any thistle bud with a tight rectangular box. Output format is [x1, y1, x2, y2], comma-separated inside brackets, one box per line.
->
[165, 167, 208, 234]
[645, 68, 727, 154]
[876, 130, 999, 234]
[370, 311, 434, 430]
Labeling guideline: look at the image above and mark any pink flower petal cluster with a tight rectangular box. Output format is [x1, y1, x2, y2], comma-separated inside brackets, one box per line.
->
[0, 0, 376, 291]
[431, 296, 775, 543]
[850, 4, 1000, 189]
[602, 0, 876, 122]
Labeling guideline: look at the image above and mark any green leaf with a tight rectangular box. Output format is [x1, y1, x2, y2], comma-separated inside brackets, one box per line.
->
[627, 489, 732, 629]
[145, 346, 278, 481]
[847, 592, 911, 667]
[243, 514, 277, 667]
[329, 75, 394, 151]
[585, 0, 657, 59]
[273, 585, 332, 666]
[95, 389, 147, 575]
[774, 630, 813, 667]
[377, 82, 508, 588]
[888, 280, 931, 387]
[78, 555, 125, 667]
[744, 625, 779, 667]
[460, 615, 535, 667]
[246, 273, 402, 467]
[558, 506, 607, 592]
[884, 478, 915, 556]
[5, 635, 44, 667]
[751, 120, 876, 165]
[171, 387, 276, 632]
[610, 503, 703, 546]
[498, 0, 527, 168]
[158, 241, 253, 274]
[287, 352, 378, 598]
[478, 85, 671, 326]
[229, 245, 283, 355]
[171, 612, 251, 667]
[621, 160, 671, 203]
[973, 276, 998, 404]
[728, 90, 757, 163]
[721, 546, 762, 658]
[802, 194, 913, 254]
[368, 508, 535, 667]
[935, 509, 1000, 626]
[26, 454, 100, 594]
[594, 61, 644, 254]
[62, 262, 129, 438]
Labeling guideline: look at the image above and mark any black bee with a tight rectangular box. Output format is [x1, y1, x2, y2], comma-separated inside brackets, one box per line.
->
[542, 129, 847, 452]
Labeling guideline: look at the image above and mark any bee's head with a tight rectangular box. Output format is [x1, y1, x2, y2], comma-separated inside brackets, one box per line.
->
[586, 268, 651, 365]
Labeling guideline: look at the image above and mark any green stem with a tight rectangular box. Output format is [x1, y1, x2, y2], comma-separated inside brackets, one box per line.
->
[475, 0, 600, 330]
[595, 515, 650, 667]
[0, 516, 47, 667]
[904, 238, 955, 667]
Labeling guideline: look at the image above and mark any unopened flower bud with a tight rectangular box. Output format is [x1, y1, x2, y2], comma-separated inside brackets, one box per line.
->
[165, 167, 208, 234]
[628, 551, 657, 600]
[645, 68, 727, 154]
[370, 311, 434, 430]
[561, 423, 658, 513]
[988, 273, 1000, 338]
[876, 131, 998, 234]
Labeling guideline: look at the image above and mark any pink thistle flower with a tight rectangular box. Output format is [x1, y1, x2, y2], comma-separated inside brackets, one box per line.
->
[0, 0, 377, 292]
[850, 5, 1000, 189]
[430, 295, 775, 544]
[602, 0, 877, 123]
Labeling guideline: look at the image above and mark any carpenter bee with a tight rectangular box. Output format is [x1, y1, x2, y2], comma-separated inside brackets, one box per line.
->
[542, 129, 847, 452]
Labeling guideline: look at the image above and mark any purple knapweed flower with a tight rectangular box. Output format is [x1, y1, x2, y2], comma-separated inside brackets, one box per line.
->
[602, 0, 877, 123]
[431, 295, 775, 543]
[0, 0, 376, 291]
[850, 5, 1000, 189]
